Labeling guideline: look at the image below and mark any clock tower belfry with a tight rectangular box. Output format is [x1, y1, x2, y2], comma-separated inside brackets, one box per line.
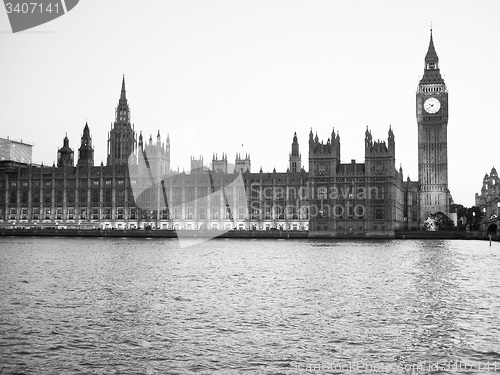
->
[417, 30, 450, 223]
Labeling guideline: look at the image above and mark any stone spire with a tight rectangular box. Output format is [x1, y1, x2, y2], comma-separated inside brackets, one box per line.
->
[289, 131, 301, 172]
[57, 133, 74, 167]
[419, 29, 444, 85]
[107, 76, 136, 166]
[78, 122, 94, 167]
[425, 29, 439, 65]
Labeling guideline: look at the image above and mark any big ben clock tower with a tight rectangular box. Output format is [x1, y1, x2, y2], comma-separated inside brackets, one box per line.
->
[417, 30, 450, 223]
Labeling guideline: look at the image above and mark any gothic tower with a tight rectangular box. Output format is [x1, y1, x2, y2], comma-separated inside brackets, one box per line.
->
[107, 75, 137, 166]
[77, 122, 94, 167]
[417, 30, 449, 222]
[364, 126, 395, 176]
[143, 131, 170, 178]
[308, 127, 341, 230]
[212, 153, 228, 173]
[364, 127, 397, 231]
[235, 153, 251, 173]
[308, 127, 340, 178]
[289, 132, 301, 172]
[191, 155, 204, 173]
[57, 134, 74, 167]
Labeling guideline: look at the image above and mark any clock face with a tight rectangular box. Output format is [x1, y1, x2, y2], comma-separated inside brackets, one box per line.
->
[424, 97, 441, 114]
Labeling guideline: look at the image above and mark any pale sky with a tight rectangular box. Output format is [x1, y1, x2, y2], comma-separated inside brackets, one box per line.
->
[1, 0, 499, 207]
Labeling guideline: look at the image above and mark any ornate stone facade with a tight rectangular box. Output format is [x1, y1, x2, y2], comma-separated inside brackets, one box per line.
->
[476, 167, 499, 220]
[0, 32, 452, 233]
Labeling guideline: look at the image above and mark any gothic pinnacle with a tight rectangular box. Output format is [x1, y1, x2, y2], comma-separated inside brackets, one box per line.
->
[425, 29, 439, 64]
[120, 74, 126, 100]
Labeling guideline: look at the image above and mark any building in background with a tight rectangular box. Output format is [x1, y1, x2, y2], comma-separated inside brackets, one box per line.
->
[475, 167, 499, 237]
[0, 137, 33, 165]
[107, 76, 137, 167]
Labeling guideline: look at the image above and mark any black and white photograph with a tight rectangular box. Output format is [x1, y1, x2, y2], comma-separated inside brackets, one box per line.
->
[1, 0, 499, 373]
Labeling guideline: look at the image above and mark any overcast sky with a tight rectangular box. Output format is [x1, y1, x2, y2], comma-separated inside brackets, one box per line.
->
[1, 0, 499, 206]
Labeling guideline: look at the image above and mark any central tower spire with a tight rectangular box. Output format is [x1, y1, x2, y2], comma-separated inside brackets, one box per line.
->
[116, 74, 130, 123]
[107, 75, 136, 166]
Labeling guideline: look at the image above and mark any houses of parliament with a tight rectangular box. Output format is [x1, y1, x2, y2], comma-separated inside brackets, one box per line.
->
[0, 32, 450, 234]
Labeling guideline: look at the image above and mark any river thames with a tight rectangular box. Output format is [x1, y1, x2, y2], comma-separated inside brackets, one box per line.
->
[0, 238, 499, 374]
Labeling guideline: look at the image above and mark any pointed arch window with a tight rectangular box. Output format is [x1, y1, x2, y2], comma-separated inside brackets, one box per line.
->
[318, 187, 327, 200]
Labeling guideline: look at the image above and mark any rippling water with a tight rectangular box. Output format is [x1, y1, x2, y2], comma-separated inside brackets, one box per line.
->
[0, 238, 499, 374]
